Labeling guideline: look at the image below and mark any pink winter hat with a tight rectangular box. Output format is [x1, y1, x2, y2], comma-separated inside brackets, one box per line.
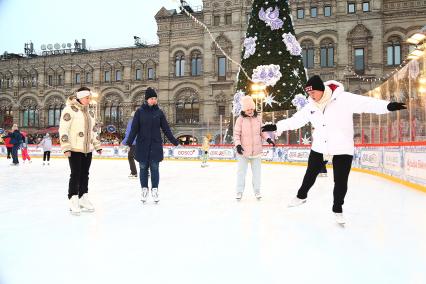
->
[241, 96, 255, 111]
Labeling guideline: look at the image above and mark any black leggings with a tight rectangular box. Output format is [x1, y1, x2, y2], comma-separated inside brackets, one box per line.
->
[43, 151, 51, 161]
[297, 150, 353, 213]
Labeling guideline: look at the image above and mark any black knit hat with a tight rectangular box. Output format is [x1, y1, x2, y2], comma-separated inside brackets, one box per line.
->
[145, 88, 157, 100]
[305, 75, 325, 92]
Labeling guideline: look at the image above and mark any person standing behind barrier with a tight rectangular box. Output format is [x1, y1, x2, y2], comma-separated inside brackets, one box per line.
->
[234, 96, 275, 201]
[122, 111, 138, 178]
[38, 133, 52, 165]
[201, 134, 211, 168]
[126, 87, 180, 203]
[59, 87, 102, 216]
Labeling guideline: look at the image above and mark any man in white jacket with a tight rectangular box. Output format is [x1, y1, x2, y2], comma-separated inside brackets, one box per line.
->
[262, 75, 406, 224]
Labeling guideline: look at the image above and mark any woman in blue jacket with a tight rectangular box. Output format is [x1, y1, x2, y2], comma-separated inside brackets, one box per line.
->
[122, 111, 138, 178]
[126, 88, 179, 203]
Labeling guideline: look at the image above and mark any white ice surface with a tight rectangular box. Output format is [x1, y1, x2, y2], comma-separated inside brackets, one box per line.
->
[1, 158, 426, 284]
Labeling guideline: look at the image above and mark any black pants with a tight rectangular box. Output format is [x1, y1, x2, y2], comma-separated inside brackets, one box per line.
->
[7, 147, 12, 159]
[11, 145, 19, 164]
[320, 159, 328, 173]
[128, 145, 137, 176]
[43, 151, 51, 161]
[68, 152, 92, 199]
[297, 150, 353, 213]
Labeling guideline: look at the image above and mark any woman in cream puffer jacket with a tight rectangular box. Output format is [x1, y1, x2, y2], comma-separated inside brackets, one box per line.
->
[59, 96, 101, 154]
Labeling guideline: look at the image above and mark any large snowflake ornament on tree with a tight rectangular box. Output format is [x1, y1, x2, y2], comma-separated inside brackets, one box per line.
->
[252, 65, 282, 87]
[282, 33, 302, 56]
[258, 7, 284, 30]
[243, 36, 257, 59]
[232, 90, 245, 116]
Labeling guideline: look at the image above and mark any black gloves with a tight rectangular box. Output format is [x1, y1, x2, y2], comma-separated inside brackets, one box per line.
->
[236, 145, 244, 155]
[261, 124, 277, 132]
[266, 138, 275, 146]
[387, 102, 407, 111]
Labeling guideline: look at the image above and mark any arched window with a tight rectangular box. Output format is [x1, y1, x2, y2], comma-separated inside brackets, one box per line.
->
[0, 98, 13, 128]
[191, 51, 203, 76]
[320, 39, 334, 67]
[301, 41, 314, 69]
[20, 97, 39, 127]
[175, 52, 185, 77]
[46, 96, 64, 127]
[175, 88, 199, 124]
[387, 36, 401, 66]
[30, 69, 38, 87]
[102, 94, 123, 128]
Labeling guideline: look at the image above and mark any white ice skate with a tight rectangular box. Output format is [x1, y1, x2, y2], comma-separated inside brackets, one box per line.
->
[79, 194, 95, 212]
[255, 192, 262, 200]
[334, 213, 346, 225]
[235, 192, 243, 200]
[151, 188, 160, 203]
[288, 197, 307, 207]
[141, 187, 149, 203]
[69, 195, 81, 216]
[128, 174, 138, 179]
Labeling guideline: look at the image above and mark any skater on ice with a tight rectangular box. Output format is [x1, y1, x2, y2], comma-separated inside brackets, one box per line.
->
[59, 87, 103, 215]
[126, 87, 180, 203]
[122, 111, 138, 179]
[4, 124, 23, 166]
[38, 133, 52, 165]
[20, 132, 32, 164]
[200, 133, 211, 168]
[234, 95, 275, 200]
[262, 75, 407, 224]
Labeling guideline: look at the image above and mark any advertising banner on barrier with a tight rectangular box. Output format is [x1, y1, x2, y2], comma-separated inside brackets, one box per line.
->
[404, 151, 426, 182]
[172, 148, 200, 159]
[208, 148, 234, 159]
[287, 148, 310, 162]
[261, 148, 274, 160]
[383, 150, 403, 174]
[360, 150, 381, 168]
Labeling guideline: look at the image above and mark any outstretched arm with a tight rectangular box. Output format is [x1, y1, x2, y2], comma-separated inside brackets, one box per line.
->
[348, 93, 391, 114]
[275, 108, 310, 136]
[160, 112, 179, 146]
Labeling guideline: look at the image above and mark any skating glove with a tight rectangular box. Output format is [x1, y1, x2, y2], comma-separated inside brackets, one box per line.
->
[266, 138, 275, 146]
[387, 102, 407, 111]
[236, 145, 244, 155]
[261, 124, 277, 132]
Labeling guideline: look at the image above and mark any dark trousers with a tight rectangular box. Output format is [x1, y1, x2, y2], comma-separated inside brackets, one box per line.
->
[43, 151, 51, 161]
[139, 161, 159, 188]
[320, 159, 328, 173]
[297, 150, 353, 213]
[68, 152, 92, 199]
[6, 147, 12, 159]
[11, 145, 19, 164]
[128, 145, 137, 176]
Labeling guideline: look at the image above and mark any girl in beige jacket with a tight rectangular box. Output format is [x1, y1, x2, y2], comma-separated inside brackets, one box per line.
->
[59, 87, 102, 215]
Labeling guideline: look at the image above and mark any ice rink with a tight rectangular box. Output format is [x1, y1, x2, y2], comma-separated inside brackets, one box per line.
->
[1, 158, 426, 284]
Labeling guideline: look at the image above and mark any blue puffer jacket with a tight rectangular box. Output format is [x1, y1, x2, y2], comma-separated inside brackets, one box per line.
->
[9, 130, 23, 146]
[121, 119, 137, 146]
[127, 103, 179, 162]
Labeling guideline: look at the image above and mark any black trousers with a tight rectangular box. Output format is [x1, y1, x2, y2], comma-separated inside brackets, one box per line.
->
[7, 147, 12, 159]
[128, 145, 137, 176]
[297, 150, 353, 213]
[68, 152, 92, 199]
[43, 151, 51, 161]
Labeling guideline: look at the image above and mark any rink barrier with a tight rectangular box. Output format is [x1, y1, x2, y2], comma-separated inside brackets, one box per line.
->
[1, 143, 425, 191]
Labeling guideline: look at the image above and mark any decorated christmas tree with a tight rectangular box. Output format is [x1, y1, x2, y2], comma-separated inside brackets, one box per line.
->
[235, 0, 308, 111]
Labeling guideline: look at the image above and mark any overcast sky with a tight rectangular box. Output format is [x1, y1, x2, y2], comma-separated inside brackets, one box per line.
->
[0, 0, 203, 54]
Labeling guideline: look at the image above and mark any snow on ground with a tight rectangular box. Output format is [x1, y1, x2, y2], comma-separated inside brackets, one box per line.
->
[1, 158, 426, 284]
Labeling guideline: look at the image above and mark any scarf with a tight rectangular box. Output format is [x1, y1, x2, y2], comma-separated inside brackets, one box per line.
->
[314, 86, 333, 112]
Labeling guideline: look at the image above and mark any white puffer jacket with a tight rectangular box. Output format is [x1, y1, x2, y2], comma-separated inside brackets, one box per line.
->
[276, 80, 390, 155]
[59, 97, 102, 154]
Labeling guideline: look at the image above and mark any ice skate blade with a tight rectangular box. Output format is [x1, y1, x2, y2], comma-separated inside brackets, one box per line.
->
[80, 207, 95, 212]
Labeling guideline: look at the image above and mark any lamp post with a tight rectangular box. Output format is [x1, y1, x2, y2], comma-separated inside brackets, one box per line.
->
[250, 83, 267, 118]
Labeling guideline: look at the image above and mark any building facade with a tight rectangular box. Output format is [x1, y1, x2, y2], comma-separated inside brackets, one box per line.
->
[0, 0, 425, 143]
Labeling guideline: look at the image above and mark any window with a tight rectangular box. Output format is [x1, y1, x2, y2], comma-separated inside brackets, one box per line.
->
[148, 68, 154, 80]
[387, 40, 401, 66]
[104, 71, 110, 82]
[85, 72, 92, 83]
[48, 105, 63, 127]
[103, 104, 121, 126]
[75, 73, 81, 84]
[362, 2, 370, 12]
[320, 42, 334, 67]
[218, 57, 226, 79]
[191, 53, 202, 76]
[302, 42, 314, 69]
[225, 14, 232, 25]
[20, 98, 39, 128]
[0, 100, 13, 128]
[115, 70, 122, 81]
[354, 48, 365, 73]
[175, 92, 199, 124]
[297, 8, 304, 19]
[324, 6, 332, 17]
[58, 75, 63, 86]
[218, 105, 226, 116]
[213, 15, 220, 26]
[21, 77, 26, 87]
[48, 75, 53, 86]
[310, 7, 317, 17]
[175, 54, 185, 77]
[348, 3, 356, 13]
[135, 69, 142, 80]
[31, 76, 37, 87]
